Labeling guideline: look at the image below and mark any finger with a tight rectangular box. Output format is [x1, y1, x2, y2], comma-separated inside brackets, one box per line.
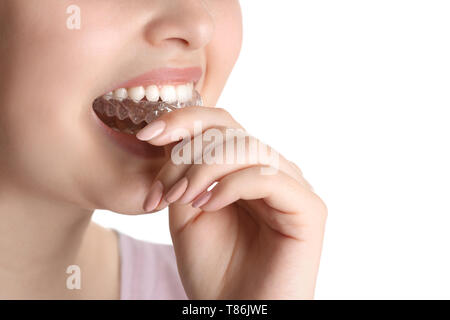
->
[142, 123, 235, 211]
[147, 126, 233, 210]
[150, 131, 310, 210]
[136, 106, 243, 146]
[289, 161, 314, 192]
[175, 151, 309, 206]
[142, 126, 310, 214]
[193, 166, 327, 228]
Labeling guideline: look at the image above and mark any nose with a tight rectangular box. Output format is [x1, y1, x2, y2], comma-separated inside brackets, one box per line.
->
[145, 0, 215, 50]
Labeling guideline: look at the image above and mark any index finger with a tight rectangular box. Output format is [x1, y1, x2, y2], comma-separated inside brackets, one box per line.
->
[136, 106, 243, 146]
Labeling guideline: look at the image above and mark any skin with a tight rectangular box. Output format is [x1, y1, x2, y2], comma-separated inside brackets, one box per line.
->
[0, 0, 327, 299]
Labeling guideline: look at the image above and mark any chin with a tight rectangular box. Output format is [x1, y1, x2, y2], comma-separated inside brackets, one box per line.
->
[90, 184, 152, 215]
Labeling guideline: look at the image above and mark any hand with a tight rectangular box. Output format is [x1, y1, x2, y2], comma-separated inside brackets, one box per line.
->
[137, 106, 327, 299]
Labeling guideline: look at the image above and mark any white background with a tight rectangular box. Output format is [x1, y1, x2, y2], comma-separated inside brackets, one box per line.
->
[94, 1, 450, 299]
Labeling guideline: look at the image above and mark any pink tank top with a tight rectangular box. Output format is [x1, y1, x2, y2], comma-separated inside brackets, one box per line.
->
[117, 232, 188, 300]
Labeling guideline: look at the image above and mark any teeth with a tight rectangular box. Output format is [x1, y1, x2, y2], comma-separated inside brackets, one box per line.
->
[107, 82, 195, 104]
[128, 86, 145, 102]
[160, 85, 177, 103]
[93, 87, 203, 134]
[145, 85, 160, 102]
[104, 91, 113, 100]
[114, 88, 128, 101]
[176, 84, 193, 103]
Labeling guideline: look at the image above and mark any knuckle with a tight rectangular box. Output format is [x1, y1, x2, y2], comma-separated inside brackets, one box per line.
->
[315, 197, 328, 220]
[289, 161, 304, 176]
[214, 107, 230, 117]
[184, 165, 202, 182]
[217, 172, 236, 189]
[215, 107, 241, 127]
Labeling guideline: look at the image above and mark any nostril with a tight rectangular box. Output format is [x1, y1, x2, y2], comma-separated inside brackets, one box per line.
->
[144, 4, 214, 50]
[165, 37, 190, 48]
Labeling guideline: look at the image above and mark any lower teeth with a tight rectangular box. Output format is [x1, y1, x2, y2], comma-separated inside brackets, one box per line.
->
[93, 90, 203, 134]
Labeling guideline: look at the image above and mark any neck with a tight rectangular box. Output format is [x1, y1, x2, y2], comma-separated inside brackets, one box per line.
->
[0, 181, 115, 299]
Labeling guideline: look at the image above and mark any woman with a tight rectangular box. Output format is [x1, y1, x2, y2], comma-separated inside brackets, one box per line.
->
[0, 0, 327, 299]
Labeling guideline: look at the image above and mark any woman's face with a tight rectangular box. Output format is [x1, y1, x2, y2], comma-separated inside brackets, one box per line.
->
[0, 0, 242, 213]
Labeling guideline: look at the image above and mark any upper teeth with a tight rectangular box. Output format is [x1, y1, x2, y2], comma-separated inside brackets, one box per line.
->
[107, 82, 194, 103]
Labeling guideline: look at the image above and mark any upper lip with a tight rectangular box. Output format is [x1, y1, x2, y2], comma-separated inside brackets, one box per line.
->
[108, 67, 202, 92]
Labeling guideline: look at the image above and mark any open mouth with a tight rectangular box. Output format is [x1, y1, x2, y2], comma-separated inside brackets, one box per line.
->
[93, 82, 203, 134]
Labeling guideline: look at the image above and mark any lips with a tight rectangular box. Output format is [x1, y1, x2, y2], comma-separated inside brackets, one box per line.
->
[92, 67, 203, 158]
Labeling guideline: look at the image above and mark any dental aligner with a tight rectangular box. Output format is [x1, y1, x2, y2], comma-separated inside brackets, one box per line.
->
[93, 90, 203, 134]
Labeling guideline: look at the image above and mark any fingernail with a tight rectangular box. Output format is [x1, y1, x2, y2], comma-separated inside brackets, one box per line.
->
[136, 120, 166, 141]
[192, 191, 212, 208]
[143, 181, 164, 212]
[165, 177, 189, 203]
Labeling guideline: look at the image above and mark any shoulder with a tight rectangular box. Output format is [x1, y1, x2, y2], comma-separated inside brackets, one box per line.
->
[117, 231, 187, 300]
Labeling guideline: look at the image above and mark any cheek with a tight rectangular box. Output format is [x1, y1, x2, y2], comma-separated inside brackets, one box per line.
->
[203, 0, 243, 105]
[0, 1, 128, 143]
[0, 2, 121, 185]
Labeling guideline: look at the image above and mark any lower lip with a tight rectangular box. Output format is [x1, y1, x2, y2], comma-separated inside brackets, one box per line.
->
[91, 109, 164, 158]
